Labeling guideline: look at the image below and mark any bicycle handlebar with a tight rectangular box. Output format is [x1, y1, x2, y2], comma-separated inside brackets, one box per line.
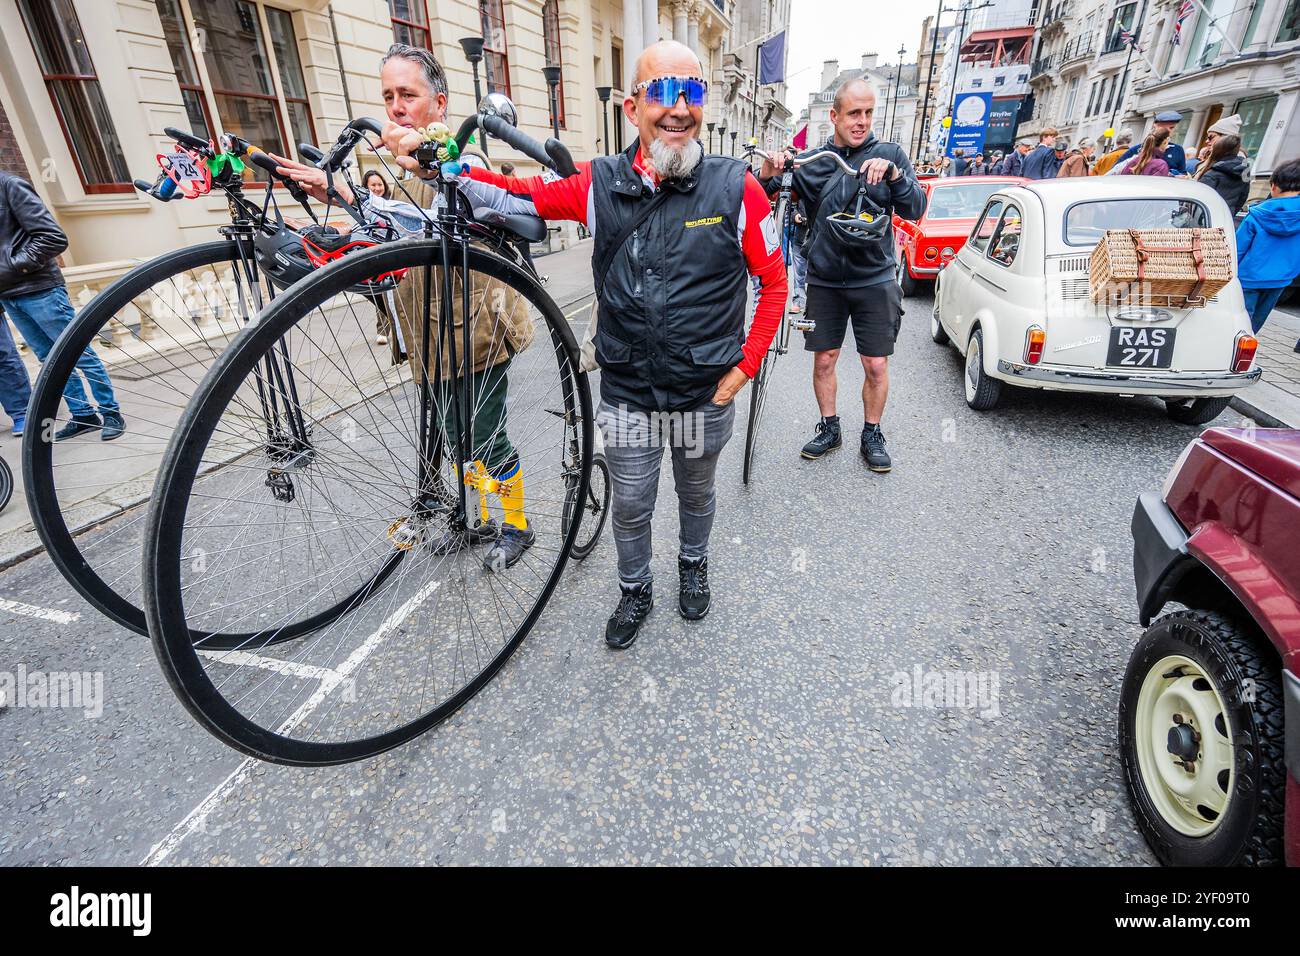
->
[450, 113, 577, 177]
[317, 117, 386, 171]
[164, 126, 211, 153]
[747, 145, 860, 177]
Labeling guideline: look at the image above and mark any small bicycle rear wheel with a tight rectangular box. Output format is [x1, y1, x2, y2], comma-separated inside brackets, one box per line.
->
[565, 451, 609, 560]
[742, 349, 774, 486]
[144, 239, 592, 765]
[0, 457, 12, 513]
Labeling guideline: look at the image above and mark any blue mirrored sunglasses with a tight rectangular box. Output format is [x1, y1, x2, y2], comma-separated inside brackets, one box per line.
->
[634, 76, 708, 108]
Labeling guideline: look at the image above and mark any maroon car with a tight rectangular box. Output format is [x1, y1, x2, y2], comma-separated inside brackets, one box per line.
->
[1123, 426, 1300, 866]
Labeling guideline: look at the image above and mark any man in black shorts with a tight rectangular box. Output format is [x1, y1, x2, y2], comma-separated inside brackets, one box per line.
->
[761, 77, 924, 472]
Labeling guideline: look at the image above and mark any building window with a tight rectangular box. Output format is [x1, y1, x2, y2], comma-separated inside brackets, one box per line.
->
[1104, 2, 1137, 54]
[1233, 93, 1278, 160]
[542, 0, 566, 129]
[16, 0, 131, 192]
[158, 1, 313, 182]
[1063, 76, 1079, 120]
[265, 7, 315, 150]
[1188, 0, 1233, 67]
[1243, 0, 1267, 47]
[388, 0, 432, 49]
[612, 41, 624, 93]
[1085, 82, 1098, 117]
[159, 0, 213, 141]
[479, 0, 511, 97]
[1278, 0, 1300, 41]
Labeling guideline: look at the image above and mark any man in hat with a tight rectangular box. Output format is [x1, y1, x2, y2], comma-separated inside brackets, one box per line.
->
[1057, 138, 1094, 177]
[1116, 111, 1189, 175]
[1091, 131, 1133, 175]
[1000, 140, 1031, 176]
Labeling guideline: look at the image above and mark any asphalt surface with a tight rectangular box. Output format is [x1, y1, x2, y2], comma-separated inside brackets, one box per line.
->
[0, 280, 1246, 866]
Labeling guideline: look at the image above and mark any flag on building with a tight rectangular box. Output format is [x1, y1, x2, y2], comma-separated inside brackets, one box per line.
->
[1119, 27, 1143, 52]
[1172, 0, 1194, 45]
[759, 30, 786, 84]
[791, 124, 807, 149]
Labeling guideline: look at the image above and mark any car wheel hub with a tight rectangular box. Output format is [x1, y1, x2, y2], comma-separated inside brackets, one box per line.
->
[1134, 655, 1234, 837]
[966, 340, 980, 392]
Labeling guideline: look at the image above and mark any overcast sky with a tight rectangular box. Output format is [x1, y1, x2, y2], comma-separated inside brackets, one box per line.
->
[782, 0, 937, 126]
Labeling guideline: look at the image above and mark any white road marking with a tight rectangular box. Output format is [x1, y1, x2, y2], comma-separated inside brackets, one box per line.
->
[196, 649, 341, 683]
[0, 598, 80, 625]
[142, 579, 440, 866]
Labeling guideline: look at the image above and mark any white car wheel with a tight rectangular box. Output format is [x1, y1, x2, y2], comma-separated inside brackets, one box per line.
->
[1132, 653, 1234, 838]
[963, 327, 1001, 410]
[930, 291, 949, 345]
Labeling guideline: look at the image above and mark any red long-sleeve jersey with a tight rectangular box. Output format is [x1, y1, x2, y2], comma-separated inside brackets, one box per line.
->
[457, 149, 787, 379]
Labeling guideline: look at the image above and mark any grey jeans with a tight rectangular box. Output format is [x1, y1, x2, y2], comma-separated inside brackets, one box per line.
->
[597, 397, 736, 587]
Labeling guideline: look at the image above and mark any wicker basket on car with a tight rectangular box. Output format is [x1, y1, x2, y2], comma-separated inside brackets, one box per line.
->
[1089, 228, 1232, 308]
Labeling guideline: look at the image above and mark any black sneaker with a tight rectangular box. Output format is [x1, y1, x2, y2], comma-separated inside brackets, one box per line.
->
[482, 523, 535, 571]
[800, 416, 842, 459]
[605, 582, 653, 650]
[100, 411, 126, 441]
[861, 423, 892, 473]
[678, 556, 711, 620]
[54, 414, 100, 441]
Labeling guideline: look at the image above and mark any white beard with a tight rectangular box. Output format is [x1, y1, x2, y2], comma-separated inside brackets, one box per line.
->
[649, 137, 703, 180]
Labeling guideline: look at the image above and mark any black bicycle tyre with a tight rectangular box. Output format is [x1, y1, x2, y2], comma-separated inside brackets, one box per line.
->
[566, 451, 609, 560]
[143, 239, 592, 765]
[0, 456, 12, 514]
[742, 349, 773, 486]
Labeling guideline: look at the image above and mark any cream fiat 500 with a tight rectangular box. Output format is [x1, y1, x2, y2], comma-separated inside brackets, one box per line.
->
[931, 177, 1262, 424]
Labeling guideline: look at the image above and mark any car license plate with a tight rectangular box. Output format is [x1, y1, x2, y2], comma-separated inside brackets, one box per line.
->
[1106, 326, 1176, 369]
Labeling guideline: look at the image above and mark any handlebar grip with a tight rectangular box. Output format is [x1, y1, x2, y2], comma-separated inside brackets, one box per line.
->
[133, 179, 154, 193]
[545, 139, 578, 177]
[164, 127, 210, 152]
[248, 150, 282, 177]
[480, 113, 555, 171]
[298, 143, 325, 163]
[346, 117, 386, 138]
[454, 115, 479, 154]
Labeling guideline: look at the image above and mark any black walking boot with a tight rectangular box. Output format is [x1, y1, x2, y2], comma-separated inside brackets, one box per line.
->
[605, 582, 653, 650]
[53, 414, 100, 441]
[800, 415, 841, 459]
[861, 422, 892, 473]
[678, 556, 711, 620]
[100, 411, 126, 441]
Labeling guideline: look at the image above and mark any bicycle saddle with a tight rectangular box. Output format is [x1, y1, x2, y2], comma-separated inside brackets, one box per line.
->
[472, 206, 547, 244]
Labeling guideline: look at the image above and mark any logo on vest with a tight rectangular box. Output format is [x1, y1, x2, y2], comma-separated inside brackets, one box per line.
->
[684, 215, 723, 228]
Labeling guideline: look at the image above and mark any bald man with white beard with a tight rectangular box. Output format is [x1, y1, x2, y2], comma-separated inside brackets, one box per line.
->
[436, 41, 789, 649]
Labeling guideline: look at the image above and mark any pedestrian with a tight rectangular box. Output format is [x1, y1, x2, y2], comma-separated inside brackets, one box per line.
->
[1196, 114, 1247, 169]
[1194, 134, 1249, 214]
[1021, 128, 1061, 180]
[1000, 140, 1031, 176]
[414, 39, 789, 648]
[499, 162, 515, 177]
[0, 171, 123, 441]
[788, 199, 810, 313]
[0, 311, 30, 436]
[361, 169, 390, 198]
[1119, 127, 1172, 176]
[761, 76, 925, 475]
[1115, 111, 1189, 175]
[938, 155, 952, 177]
[965, 152, 987, 176]
[1057, 138, 1094, 177]
[1091, 130, 1133, 175]
[950, 148, 968, 177]
[990, 150, 1004, 173]
[1235, 157, 1300, 334]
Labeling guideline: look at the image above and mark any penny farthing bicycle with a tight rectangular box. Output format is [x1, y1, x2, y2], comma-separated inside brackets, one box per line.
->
[142, 95, 599, 765]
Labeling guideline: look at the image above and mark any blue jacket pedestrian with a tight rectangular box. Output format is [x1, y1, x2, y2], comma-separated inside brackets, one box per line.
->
[1234, 159, 1300, 332]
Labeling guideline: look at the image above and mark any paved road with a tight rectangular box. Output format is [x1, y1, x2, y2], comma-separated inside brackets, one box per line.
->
[1, 278, 1247, 866]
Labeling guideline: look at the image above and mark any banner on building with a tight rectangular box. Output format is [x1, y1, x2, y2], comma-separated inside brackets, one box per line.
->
[759, 31, 786, 84]
[984, 97, 1023, 150]
[947, 91, 993, 157]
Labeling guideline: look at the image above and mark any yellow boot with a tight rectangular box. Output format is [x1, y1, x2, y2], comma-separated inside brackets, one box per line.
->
[493, 461, 528, 531]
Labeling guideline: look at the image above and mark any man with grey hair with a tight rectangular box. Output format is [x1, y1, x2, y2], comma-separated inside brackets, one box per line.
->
[760, 75, 924, 473]
[1093, 130, 1134, 176]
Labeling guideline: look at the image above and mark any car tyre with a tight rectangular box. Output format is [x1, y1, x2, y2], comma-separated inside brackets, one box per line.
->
[930, 284, 950, 345]
[896, 250, 918, 297]
[963, 327, 1000, 410]
[1118, 609, 1285, 867]
[1164, 396, 1232, 425]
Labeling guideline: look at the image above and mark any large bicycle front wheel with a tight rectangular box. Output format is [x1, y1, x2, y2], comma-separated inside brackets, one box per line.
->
[23, 239, 277, 638]
[144, 239, 592, 765]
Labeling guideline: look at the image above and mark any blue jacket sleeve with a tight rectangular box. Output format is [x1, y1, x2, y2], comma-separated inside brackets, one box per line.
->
[1235, 216, 1256, 260]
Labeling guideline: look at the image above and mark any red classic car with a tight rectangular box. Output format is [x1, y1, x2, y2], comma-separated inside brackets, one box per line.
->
[1124, 426, 1300, 866]
[892, 175, 1027, 295]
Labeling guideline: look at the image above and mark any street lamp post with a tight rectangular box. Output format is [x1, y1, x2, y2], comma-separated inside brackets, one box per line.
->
[458, 36, 487, 158]
[718, 121, 727, 156]
[542, 64, 562, 140]
[596, 86, 613, 156]
[915, 0, 946, 157]
[707, 121, 715, 153]
[888, 45, 906, 142]
[730, 130, 738, 156]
